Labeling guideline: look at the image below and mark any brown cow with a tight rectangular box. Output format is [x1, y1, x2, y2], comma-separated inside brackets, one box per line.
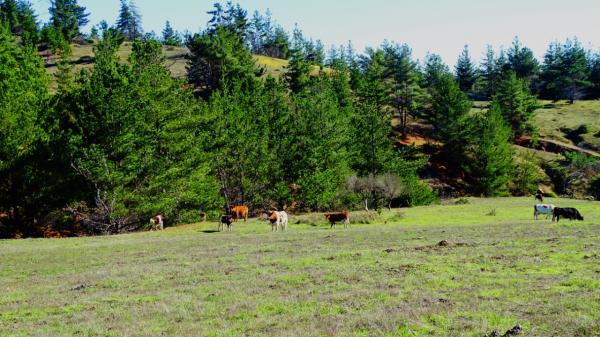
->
[324, 211, 350, 229]
[229, 205, 249, 222]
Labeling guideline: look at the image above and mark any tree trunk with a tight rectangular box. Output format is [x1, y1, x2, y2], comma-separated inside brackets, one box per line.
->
[363, 199, 369, 212]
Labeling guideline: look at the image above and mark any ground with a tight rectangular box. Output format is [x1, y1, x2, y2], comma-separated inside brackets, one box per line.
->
[1, 197, 599, 336]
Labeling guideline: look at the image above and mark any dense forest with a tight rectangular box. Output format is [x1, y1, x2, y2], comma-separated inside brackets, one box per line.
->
[1, 0, 599, 238]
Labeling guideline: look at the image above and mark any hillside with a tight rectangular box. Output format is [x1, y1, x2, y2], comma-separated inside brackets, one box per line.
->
[41, 42, 329, 89]
[2, 197, 599, 336]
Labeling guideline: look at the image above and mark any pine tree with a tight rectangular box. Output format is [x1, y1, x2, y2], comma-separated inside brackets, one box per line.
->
[541, 38, 590, 103]
[0, 0, 39, 44]
[383, 42, 423, 133]
[422, 53, 449, 89]
[455, 45, 477, 92]
[49, 0, 89, 41]
[507, 37, 539, 82]
[116, 0, 142, 41]
[493, 71, 538, 138]
[480, 45, 498, 98]
[161, 20, 181, 46]
[466, 102, 514, 196]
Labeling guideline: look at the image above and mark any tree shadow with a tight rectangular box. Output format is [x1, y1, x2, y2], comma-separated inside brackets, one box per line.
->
[200, 230, 219, 233]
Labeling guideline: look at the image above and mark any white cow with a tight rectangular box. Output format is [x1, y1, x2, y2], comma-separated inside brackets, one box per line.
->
[534, 204, 555, 220]
[267, 210, 288, 231]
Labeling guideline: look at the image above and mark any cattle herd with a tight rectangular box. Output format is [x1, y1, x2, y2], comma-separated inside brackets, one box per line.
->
[534, 190, 584, 222]
[147, 192, 586, 231]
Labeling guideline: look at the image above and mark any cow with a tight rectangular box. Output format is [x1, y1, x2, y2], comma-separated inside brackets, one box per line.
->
[267, 210, 288, 231]
[324, 211, 350, 229]
[219, 215, 234, 231]
[229, 205, 249, 222]
[535, 189, 544, 203]
[552, 207, 584, 222]
[533, 204, 555, 220]
[149, 215, 164, 230]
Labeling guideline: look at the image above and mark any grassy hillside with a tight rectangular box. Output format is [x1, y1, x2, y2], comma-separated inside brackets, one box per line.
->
[2, 197, 599, 336]
[535, 100, 600, 151]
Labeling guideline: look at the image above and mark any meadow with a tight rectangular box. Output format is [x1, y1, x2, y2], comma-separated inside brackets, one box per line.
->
[1, 197, 599, 336]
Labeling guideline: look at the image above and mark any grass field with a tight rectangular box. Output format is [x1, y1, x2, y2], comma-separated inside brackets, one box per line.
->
[2, 197, 599, 336]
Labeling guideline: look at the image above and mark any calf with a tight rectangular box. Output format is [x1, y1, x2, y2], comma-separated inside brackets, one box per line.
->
[219, 215, 234, 232]
[324, 211, 350, 229]
[149, 215, 164, 230]
[268, 210, 288, 232]
[533, 204, 555, 220]
[535, 190, 544, 203]
[230, 205, 249, 222]
[552, 207, 584, 222]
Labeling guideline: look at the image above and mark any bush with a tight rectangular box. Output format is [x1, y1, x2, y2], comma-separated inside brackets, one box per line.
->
[401, 177, 438, 206]
[511, 153, 541, 196]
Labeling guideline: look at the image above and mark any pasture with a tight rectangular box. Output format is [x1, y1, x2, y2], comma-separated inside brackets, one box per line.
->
[1, 197, 599, 336]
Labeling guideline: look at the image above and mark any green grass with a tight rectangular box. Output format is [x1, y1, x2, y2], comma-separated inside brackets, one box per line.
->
[2, 197, 600, 336]
[534, 100, 600, 151]
[43, 42, 292, 90]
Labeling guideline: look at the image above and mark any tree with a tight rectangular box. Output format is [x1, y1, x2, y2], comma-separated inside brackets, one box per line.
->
[186, 25, 260, 97]
[116, 0, 142, 41]
[466, 102, 514, 196]
[540, 38, 590, 103]
[455, 45, 477, 92]
[589, 53, 600, 98]
[49, 0, 89, 41]
[0, 24, 50, 236]
[494, 71, 538, 138]
[422, 53, 449, 89]
[383, 42, 424, 133]
[161, 20, 181, 46]
[506, 37, 539, 82]
[480, 45, 499, 98]
[0, 0, 39, 44]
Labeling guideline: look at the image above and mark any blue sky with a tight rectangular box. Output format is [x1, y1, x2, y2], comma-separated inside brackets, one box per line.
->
[31, 0, 600, 65]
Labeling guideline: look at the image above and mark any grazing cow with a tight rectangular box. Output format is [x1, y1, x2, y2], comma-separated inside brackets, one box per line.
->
[230, 205, 249, 222]
[267, 210, 288, 231]
[219, 215, 234, 231]
[533, 204, 555, 220]
[149, 215, 164, 230]
[324, 211, 350, 229]
[552, 207, 584, 222]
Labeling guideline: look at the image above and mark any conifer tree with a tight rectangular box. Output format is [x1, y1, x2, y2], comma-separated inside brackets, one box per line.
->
[455, 45, 477, 92]
[161, 20, 181, 46]
[466, 102, 514, 196]
[49, 0, 89, 41]
[493, 71, 538, 138]
[116, 0, 142, 41]
[507, 37, 539, 82]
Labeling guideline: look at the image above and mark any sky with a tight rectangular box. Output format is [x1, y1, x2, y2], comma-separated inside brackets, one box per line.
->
[30, 0, 600, 66]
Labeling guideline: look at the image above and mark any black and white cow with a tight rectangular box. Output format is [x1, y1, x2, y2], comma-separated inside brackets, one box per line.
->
[534, 204, 555, 220]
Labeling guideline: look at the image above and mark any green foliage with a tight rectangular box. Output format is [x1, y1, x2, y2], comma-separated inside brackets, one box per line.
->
[506, 37, 539, 82]
[511, 152, 540, 196]
[465, 102, 514, 196]
[186, 25, 260, 97]
[116, 0, 142, 41]
[0, 24, 50, 235]
[48, 0, 89, 41]
[541, 38, 591, 102]
[493, 71, 538, 138]
[563, 151, 597, 170]
[161, 20, 181, 46]
[590, 174, 600, 200]
[0, 0, 39, 45]
[455, 45, 477, 92]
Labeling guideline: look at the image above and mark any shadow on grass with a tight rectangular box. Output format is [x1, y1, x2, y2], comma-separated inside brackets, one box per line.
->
[200, 230, 219, 233]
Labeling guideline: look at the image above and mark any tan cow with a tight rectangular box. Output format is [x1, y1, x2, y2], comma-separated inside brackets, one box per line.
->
[229, 205, 249, 222]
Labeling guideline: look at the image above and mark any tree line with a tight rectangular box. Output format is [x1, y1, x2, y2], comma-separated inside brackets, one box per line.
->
[0, 0, 597, 237]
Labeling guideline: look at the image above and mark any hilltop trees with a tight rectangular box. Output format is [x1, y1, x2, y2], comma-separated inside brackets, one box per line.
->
[116, 0, 142, 41]
[540, 38, 590, 103]
[455, 45, 478, 93]
[48, 0, 89, 41]
[161, 20, 181, 46]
